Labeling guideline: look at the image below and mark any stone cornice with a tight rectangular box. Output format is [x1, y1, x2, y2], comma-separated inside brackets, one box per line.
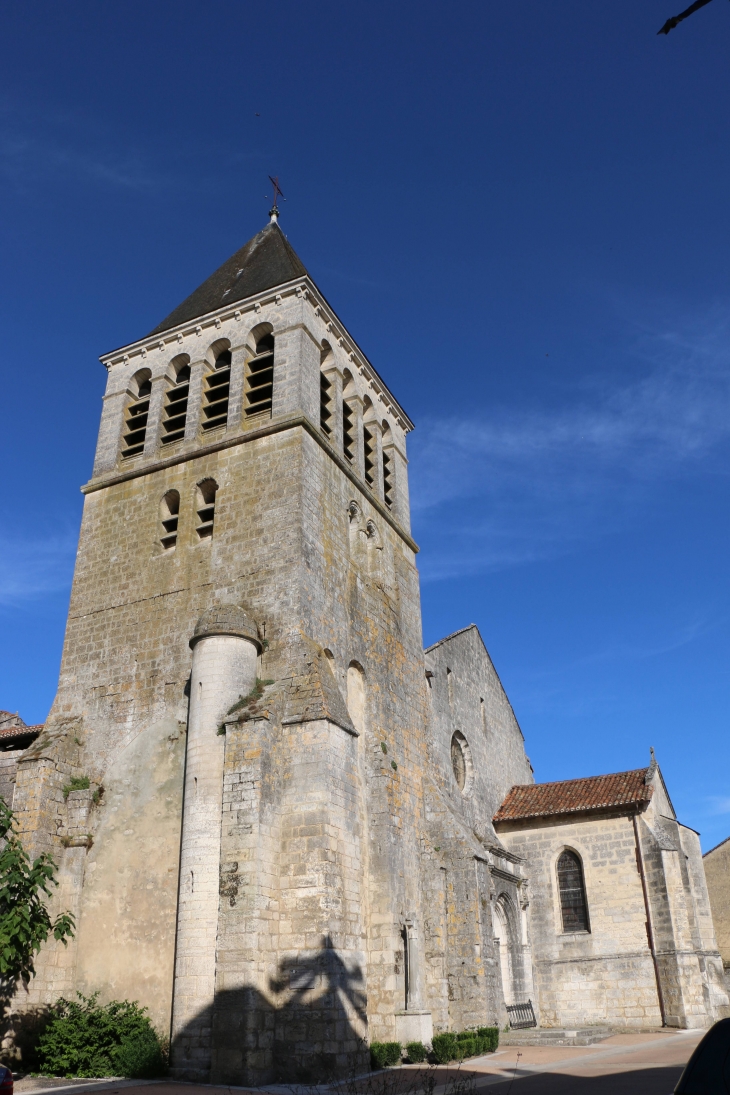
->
[81, 412, 419, 554]
[99, 276, 414, 433]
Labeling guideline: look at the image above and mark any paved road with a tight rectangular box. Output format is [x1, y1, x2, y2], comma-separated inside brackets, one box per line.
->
[15, 1030, 705, 1095]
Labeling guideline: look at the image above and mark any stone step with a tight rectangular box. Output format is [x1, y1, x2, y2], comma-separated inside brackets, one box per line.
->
[501, 1027, 612, 1047]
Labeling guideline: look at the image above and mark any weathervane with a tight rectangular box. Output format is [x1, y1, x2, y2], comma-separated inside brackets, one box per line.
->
[268, 176, 285, 222]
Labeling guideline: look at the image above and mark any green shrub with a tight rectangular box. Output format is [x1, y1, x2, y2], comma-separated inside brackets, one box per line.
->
[369, 1041, 402, 1068]
[431, 1032, 458, 1064]
[36, 993, 167, 1078]
[405, 1041, 427, 1063]
[456, 1035, 476, 1059]
[476, 1027, 499, 1053]
[432, 1028, 499, 1063]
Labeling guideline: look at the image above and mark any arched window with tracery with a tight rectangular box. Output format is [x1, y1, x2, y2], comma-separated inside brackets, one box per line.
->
[121, 370, 152, 458]
[161, 357, 190, 445]
[557, 850, 590, 933]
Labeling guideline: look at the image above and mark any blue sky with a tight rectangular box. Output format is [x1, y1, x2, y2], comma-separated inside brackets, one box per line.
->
[2, 1, 730, 848]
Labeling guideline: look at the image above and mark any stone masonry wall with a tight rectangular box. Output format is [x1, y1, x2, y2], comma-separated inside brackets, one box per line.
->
[423, 627, 534, 1030]
[11, 279, 429, 1082]
[498, 812, 663, 1029]
[704, 837, 730, 972]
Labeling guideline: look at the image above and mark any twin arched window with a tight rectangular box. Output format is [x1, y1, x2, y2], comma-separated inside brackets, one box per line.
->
[557, 850, 589, 933]
[159, 480, 218, 549]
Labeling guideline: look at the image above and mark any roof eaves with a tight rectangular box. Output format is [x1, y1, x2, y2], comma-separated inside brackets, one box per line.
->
[703, 832, 730, 857]
[99, 276, 415, 434]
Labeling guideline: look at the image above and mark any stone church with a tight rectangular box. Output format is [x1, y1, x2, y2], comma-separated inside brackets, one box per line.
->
[2, 211, 727, 1083]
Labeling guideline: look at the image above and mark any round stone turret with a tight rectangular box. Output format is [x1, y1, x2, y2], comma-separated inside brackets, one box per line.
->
[189, 604, 260, 651]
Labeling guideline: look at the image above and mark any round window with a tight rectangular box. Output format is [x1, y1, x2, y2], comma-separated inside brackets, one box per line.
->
[451, 732, 472, 793]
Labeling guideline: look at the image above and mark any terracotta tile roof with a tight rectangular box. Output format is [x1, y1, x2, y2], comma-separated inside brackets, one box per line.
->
[494, 768, 653, 823]
[0, 723, 42, 745]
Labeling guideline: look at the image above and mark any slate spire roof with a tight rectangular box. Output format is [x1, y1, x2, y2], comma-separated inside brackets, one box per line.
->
[148, 221, 309, 338]
[493, 767, 654, 823]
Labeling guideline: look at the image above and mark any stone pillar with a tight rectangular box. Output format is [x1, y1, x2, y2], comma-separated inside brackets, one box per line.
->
[184, 360, 206, 442]
[143, 376, 166, 458]
[395, 919, 433, 1047]
[348, 395, 365, 480]
[171, 605, 260, 1080]
[227, 345, 247, 432]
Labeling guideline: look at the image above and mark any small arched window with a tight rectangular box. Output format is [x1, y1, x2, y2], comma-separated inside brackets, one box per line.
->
[122, 370, 152, 458]
[202, 349, 231, 432]
[343, 403, 355, 461]
[196, 479, 218, 539]
[342, 370, 356, 463]
[161, 358, 190, 445]
[320, 342, 334, 437]
[382, 421, 394, 508]
[245, 332, 274, 417]
[557, 850, 590, 933]
[160, 490, 180, 550]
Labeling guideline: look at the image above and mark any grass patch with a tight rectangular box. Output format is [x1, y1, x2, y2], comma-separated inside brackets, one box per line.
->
[62, 777, 90, 801]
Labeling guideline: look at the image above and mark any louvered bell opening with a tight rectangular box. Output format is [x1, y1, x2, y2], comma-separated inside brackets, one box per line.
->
[122, 398, 150, 458]
[343, 402, 355, 462]
[161, 371, 190, 446]
[320, 373, 332, 436]
[160, 527, 178, 550]
[383, 451, 394, 507]
[202, 353, 231, 432]
[160, 491, 180, 550]
[364, 427, 375, 486]
[245, 348, 274, 417]
[196, 504, 215, 538]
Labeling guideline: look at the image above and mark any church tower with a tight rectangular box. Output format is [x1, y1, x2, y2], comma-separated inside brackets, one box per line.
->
[13, 212, 435, 1083]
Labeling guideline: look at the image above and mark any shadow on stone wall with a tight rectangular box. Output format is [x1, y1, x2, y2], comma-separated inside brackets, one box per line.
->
[180, 935, 369, 1086]
[0, 1001, 51, 1070]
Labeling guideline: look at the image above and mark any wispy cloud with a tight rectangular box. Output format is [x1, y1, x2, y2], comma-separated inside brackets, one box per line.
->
[0, 535, 76, 606]
[706, 797, 730, 816]
[411, 312, 730, 580]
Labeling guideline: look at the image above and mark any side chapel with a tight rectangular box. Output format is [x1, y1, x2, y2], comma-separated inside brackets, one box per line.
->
[2, 211, 727, 1082]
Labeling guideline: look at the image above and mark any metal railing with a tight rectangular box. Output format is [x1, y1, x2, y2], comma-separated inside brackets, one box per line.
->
[506, 1000, 537, 1029]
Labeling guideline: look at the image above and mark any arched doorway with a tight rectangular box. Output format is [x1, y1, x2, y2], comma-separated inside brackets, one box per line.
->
[494, 894, 521, 1006]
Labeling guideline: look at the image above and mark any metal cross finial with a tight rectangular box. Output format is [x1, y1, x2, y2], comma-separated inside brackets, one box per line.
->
[268, 176, 285, 222]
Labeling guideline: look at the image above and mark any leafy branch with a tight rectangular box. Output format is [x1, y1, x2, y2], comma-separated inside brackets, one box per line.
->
[658, 0, 716, 35]
[0, 799, 75, 988]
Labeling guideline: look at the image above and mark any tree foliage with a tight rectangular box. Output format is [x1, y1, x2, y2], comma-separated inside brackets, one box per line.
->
[0, 799, 75, 988]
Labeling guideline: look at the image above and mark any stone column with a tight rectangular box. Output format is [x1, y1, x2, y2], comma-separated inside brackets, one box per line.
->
[143, 376, 166, 458]
[184, 360, 207, 442]
[171, 605, 260, 1080]
[395, 919, 433, 1047]
[349, 395, 365, 480]
[227, 345, 247, 432]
